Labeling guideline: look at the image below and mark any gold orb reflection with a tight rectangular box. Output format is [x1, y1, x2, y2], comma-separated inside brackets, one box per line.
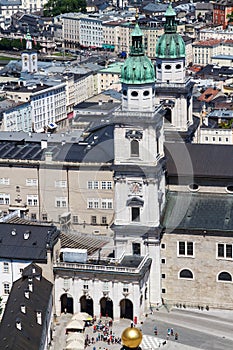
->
[121, 327, 143, 348]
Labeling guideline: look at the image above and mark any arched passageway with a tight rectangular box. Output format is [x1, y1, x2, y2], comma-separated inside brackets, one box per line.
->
[120, 298, 133, 320]
[61, 293, 74, 314]
[80, 295, 94, 316]
[100, 297, 113, 319]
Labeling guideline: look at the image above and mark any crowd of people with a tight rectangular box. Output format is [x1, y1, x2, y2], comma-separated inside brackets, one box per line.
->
[85, 318, 122, 349]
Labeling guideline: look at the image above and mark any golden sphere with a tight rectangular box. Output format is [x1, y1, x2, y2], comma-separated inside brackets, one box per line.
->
[121, 327, 143, 348]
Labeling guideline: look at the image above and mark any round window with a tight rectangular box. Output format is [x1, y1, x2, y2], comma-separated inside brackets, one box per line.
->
[143, 90, 150, 96]
[157, 64, 161, 69]
[123, 90, 127, 96]
[188, 183, 199, 191]
[176, 64, 181, 69]
[226, 185, 233, 193]
[131, 91, 138, 97]
[165, 64, 171, 70]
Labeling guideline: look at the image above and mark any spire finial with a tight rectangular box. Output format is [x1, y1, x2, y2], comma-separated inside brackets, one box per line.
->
[135, 8, 139, 21]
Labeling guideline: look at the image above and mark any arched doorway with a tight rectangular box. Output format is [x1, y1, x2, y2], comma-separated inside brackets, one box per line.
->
[80, 295, 94, 316]
[120, 298, 133, 320]
[61, 293, 74, 314]
[100, 297, 113, 319]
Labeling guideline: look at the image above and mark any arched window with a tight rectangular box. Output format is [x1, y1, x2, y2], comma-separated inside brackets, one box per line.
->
[131, 140, 139, 157]
[218, 271, 232, 281]
[226, 185, 233, 193]
[179, 269, 193, 279]
[188, 183, 199, 192]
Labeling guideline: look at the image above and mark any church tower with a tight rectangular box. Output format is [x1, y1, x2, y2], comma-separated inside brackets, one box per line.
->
[112, 17, 166, 306]
[21, 30, 38, 73]
[155, 3, 193, 133]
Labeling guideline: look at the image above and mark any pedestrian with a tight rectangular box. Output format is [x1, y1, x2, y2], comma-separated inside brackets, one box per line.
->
[167, 328, 171, 336]
[175, 332, 178, 340]
[171, 328, 174, 336]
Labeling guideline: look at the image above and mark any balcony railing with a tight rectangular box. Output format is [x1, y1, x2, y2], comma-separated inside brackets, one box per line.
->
[54, 254, 149, 274]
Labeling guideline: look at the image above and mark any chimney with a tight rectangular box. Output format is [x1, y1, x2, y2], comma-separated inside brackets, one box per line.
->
[36, 311, 42, 325]
[45, 151, 53, 163]
[21, 305, 26, 314]
[41, 139, 47, 149]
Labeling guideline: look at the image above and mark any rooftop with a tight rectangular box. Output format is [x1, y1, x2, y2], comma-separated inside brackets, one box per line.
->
[0, 263, 53, 350]
[0, 223, 59, 261]
[165, 142, 233, 179]
[163, 191, 233, 233]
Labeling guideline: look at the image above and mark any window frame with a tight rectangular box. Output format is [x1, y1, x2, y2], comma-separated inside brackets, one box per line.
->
[131, 206, 140, 222]
[216, 242, 233, 260]
[177, 241, 195, 258]
[217, 271, 232, 283]
[55, 197, 67, 208]
[3, 282, 10, 294]
[3, 262, 9, 273]
[179, 268, 194, 280]
[130, 139, 139, 157]
[27, 195, 38, 206]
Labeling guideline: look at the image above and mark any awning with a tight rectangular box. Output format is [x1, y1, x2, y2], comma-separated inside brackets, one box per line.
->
[102, 44, 115, 49]
[48, 122, 57, 130]
[72, 312, 92, 321]
[66, 320, 85, 330]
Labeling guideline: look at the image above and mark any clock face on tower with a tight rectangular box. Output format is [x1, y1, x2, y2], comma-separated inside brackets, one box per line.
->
[129, 181, 142, 196]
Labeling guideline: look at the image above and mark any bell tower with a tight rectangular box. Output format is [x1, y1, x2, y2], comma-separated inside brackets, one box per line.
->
[21, 29, 38, 73]
[112, 16, 166, 306]
[155, 3, 194, 134]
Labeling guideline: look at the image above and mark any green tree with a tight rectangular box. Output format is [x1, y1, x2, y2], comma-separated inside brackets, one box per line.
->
[44, 0, 86, 16]
[0, 38, 40, 51]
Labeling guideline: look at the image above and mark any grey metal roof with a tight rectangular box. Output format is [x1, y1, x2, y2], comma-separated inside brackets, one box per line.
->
[0, 130, 83, 143]
[0, 263, 53, 350]
[165, 142, 233, 179]
[0, 124, 114, 163]
[162, 191, 233, 233]
[142, 3, 168, 12]
[0, 223, 59, 261]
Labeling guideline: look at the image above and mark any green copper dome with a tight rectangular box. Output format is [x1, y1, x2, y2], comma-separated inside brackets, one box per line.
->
[156, 3, 185, 59]
[121, 22, 155, 84]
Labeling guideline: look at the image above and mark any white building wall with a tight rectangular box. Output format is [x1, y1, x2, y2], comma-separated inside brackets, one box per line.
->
[197, 128, 233, 144]
[30, 83, 67, 132]
[54, 274, 144, 320]
[0, 259, 31, 308]
[79, 17, 103, 48]
[156, 58, 186, 83]
[2, 103, 32, 132]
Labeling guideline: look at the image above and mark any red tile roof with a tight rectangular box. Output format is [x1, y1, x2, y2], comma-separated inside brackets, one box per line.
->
[197, 87, 221, 102]
[194, 39, 221, 46]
